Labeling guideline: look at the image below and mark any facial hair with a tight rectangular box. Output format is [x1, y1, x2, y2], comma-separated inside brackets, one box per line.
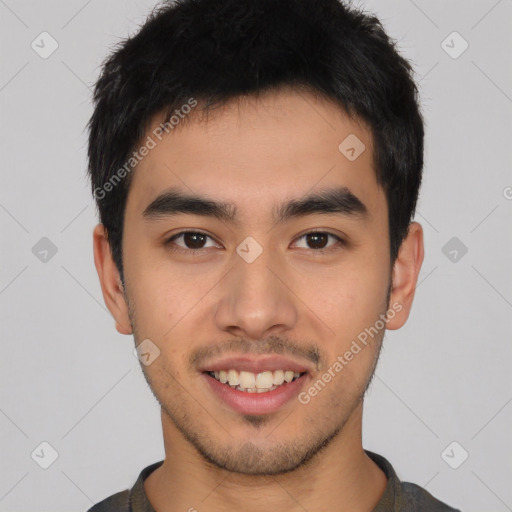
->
[124, 279, 391, 475]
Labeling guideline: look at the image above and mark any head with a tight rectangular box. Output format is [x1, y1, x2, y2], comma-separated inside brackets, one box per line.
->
[89, 0, 424, 475]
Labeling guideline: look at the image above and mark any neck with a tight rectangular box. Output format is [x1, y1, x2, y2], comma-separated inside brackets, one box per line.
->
[145, 403, 386, 512]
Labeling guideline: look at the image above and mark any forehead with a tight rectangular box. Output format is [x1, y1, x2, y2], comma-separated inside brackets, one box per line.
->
[126, 89, 385, 221]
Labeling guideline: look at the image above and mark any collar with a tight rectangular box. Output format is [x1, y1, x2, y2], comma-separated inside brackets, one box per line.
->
[128, 450, 399, 512]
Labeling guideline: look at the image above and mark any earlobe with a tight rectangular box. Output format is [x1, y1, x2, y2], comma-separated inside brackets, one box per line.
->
[92, 223, 133, 335]
[386, 221, 424, 330]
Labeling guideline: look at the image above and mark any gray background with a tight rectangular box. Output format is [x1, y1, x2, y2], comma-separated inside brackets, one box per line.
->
[0, 0, 511, 510]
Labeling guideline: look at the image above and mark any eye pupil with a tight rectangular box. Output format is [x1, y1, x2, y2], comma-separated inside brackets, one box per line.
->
[184, 232, 206, 249]
[171, 231, 339, 253]
[307, 233, 328, 249]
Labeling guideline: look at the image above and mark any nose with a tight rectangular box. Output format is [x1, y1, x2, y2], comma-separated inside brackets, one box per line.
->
[214, 244, 298, 341]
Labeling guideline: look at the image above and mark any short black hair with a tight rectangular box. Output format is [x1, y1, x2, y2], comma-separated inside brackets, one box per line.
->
[87, 0, 424, 284]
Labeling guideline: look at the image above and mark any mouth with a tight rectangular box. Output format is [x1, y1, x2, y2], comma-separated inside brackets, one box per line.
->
[199, 357, 312, 415]
[205, 369, 306, 393]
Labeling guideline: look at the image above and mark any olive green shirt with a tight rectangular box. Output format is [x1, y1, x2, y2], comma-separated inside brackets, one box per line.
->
[87, 451, 461, 512]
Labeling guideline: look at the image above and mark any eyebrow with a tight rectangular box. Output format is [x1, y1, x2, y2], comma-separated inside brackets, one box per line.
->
[142, 185, 368, 225]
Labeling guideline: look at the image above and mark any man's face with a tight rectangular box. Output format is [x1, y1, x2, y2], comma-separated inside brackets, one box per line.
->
[120, 89, 393, 474]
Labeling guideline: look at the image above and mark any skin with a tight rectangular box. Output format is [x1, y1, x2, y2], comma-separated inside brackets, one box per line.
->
[93, 87, 424, 512]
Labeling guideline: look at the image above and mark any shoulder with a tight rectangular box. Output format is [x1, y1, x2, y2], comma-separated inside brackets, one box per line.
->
[365, 450, 461, 512]
[401, 482, 461, 512]
[86, 490, 130, 512]
[85, 460, 163, 512]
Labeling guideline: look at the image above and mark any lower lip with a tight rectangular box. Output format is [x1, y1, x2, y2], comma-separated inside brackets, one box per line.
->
[202, 373, 308, 415]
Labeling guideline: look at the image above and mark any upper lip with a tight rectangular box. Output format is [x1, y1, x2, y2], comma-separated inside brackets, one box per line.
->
[199, 355, 313, 375]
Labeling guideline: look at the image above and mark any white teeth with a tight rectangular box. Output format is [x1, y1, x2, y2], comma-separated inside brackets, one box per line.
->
[209, 368, 304, 392]
[227, 369, 239, 386]
[239, 371, 256, 389]
[273, 370, 285, 385]
[234, 384, 279, 393]
[284, 371, 294, 383]
[255, 371, 274, 389]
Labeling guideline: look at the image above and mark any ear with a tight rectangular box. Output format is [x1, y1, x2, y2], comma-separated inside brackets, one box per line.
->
[386, 221, 424, 330]
[92, 223, 133, 335]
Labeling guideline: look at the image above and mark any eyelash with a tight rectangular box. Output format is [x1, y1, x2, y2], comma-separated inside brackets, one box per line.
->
[164, 230, 346, 255]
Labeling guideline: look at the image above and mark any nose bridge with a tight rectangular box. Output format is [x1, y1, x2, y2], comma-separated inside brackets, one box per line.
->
[214, 238, 297, 339]
[235, 240, 276, 297]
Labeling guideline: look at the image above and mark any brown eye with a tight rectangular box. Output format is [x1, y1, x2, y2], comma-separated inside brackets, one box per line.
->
[305, 233, 329, 249]
[181, 232, 207, 249]
[166, 231, 219, 252]
[293, 232, 345, 252]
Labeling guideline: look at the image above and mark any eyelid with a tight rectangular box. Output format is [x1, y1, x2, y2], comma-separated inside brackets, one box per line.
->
[164, 229, 346, 253]
[292, 230, 346, 251]
[165, 229, 221, 251]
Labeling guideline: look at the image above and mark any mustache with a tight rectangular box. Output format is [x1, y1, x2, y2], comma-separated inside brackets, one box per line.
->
[189, 335, 323, 371]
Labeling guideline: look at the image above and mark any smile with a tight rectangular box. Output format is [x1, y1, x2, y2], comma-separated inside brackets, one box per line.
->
[206, 369, 305, 393]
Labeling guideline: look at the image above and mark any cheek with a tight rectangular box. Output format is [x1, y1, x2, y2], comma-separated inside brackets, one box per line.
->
[126, 257, 227, 351]
[293, 257, 387, 337]
[125, 264, 184, 340]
